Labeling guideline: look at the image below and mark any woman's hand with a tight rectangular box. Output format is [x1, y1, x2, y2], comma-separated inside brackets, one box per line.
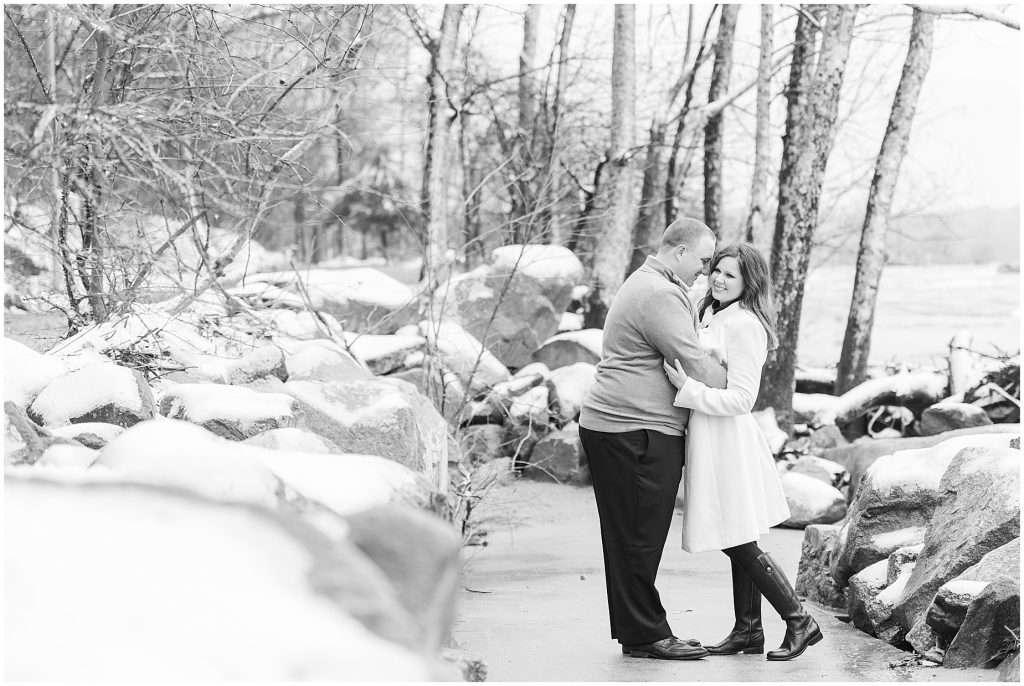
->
[663, 359, 689, 389]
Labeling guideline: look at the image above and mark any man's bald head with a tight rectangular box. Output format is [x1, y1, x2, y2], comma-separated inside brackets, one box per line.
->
[659, 217, 715, 251]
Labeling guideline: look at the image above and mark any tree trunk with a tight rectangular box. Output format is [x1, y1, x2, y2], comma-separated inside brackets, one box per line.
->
[421, 4, 464, 285]
[542, 4, 575, 247]
[511, 4, 540, 243]
[581, 5, 635, 329]
[629, 118, 670, 274]
[744, 4, 774, 244]
[757, 4, 858, 427]
[835, 10, 935, 394]
[702, 4, 739, 236]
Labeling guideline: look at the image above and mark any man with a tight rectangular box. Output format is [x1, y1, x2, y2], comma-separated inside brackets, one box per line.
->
[578, 217, 725, 660]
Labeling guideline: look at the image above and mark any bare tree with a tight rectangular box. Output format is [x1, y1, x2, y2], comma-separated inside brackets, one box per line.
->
[835, 9, 936, 394]
[757, 4, 859, 425]
[703, 4, 740, 236]
[419, 5, 465, 286]
[744, 4, 775, 244]
[581, 4, 636, 329]
[510, 4, 540, 243]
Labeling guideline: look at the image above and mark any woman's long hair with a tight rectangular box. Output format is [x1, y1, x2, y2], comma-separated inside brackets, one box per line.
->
[698, 243, 779, 351]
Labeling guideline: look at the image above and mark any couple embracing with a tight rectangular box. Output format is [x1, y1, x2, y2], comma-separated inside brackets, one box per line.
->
[578, 217, 823, 662]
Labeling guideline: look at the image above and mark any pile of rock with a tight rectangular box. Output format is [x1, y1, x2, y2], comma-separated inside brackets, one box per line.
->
[794, 431, 1019, 673]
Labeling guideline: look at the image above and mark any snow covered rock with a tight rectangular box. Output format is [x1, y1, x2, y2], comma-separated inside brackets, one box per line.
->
[344, 332, 425, 375]
[792, 392, 842, 425]
[49, 422, 125, 449]
[822, 425, 1019, 503]
[429, 262, 566, 369]
[893, 444, 1020, 636]
[237, 267, 420, 334]
[548, 362, 596, 424]
[4, 337, 67, 407]
[489, 244, 584, 309]
[36, 442, 99, 469]
[222, 345, 289, 385]
[795, 524, 848, 610]
[28, 362, 155, 428]
[284, 377, 448, 489]
[919, 401, 993, 436]
[887, 544, 924, 585]
[4, 477, 439, 681]
[926, 578, 989, 644]
[785, 455, 849, 490]
[531, 329, 602, 370]
[420, 320, 510, 392]
[848, 560, 896, 640]
[159, 384, 302, 440]
[523, 423, 585, 485]
[829, 433, 1017, 585]
[813, 372, 948, 426]
[243, 427, 341, 453]
[944, 577, 1020, 669]
[778, 472, 846, 528]
[507, 385, 551, 426]
[345, 505, 460, 653]
[281, 339, 372, 382]
[807, 424, 848, 452]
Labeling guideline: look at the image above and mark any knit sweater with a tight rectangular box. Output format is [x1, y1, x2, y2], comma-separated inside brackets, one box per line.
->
[579, 256, 726, 436]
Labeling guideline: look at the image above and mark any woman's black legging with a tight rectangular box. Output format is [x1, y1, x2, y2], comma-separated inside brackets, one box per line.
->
[722, 541, 764, 567]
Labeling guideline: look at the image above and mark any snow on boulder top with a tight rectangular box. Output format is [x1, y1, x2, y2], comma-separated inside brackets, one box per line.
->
[419, 320, 510, 388]
[4, 478, 433, 681]
[4, 337, 68, 406]
[28, 362, 153, 427]
[541, 329, 604, 355]
[97, 419, 283, 509]
[244, 268, 416, 309]
[160, 384, 298, 424]
[864, 432, 1018, 494]
[490, 244, 585, 283]
[343, 332, 426, 362]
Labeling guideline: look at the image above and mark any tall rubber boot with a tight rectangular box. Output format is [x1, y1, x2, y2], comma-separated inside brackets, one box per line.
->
[706, 558, 764, 655]
[744, 552, 823, 661]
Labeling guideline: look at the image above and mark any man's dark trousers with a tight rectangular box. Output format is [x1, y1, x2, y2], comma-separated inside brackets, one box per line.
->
[579, 425, 685, 646]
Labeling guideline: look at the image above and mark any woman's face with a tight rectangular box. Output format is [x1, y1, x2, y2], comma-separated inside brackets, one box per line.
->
[710, 256, 744, 304]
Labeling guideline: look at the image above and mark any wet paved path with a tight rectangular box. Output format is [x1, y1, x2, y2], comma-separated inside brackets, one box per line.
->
[452, 480, 993, 682]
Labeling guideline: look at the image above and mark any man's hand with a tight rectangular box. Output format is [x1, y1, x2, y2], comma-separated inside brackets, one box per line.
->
[663, 359, 689, 389]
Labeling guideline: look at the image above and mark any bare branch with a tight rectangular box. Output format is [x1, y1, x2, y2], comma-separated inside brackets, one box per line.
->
[908, 4, 1020, 29]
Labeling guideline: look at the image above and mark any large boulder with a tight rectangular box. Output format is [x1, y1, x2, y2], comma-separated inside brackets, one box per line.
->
[822, 426, 1019, 502]
[431, 246, 583, 369]
[221, 345, 288, 385]
[944, 577, 1021, 669]
[829, 433, 1016, 586]
[893, 445, 1020, 635]
[547, 362, 596, 424]
[778, 472, 846, 528]
[955, 537, 1021, 585]
[344, 505, 460, 653]
[795, 524, 848, 610]
[457, 424, 508, 465]
[4, 337, 67, 407]
[28, 362, 155, 428]
[284, 377, 448, 490]
[523, 423, 586, 485]
[4, 477, 441, 680]
[919, 401, 993, 436]
[234, 267, 420, 334]
[159, 384, 302, 440]
[998, 650, 1020, 681]
[531, 329, 602, 371]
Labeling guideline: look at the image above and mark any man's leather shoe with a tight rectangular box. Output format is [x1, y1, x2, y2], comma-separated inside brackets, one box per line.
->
[621, 637, 701, 654]
[623, 637, 708, 660]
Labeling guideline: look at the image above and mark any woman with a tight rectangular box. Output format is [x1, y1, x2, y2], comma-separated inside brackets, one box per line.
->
[664, 243, 822, 661]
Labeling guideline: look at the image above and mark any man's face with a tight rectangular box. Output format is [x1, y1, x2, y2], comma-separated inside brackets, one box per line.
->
[672, 236, 716, 286]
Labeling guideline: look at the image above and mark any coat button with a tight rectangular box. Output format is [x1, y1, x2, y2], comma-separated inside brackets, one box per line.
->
[766, 566, 773, 572]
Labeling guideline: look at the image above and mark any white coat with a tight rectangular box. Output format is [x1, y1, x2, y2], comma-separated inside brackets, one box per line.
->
[673, 301, 791, 553]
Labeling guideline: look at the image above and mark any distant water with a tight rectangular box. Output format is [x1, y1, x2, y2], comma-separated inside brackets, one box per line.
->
[796, 263, 1019, 369]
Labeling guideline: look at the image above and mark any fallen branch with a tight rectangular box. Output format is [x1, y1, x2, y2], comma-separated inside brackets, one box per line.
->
[813, 372, 948, 426]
